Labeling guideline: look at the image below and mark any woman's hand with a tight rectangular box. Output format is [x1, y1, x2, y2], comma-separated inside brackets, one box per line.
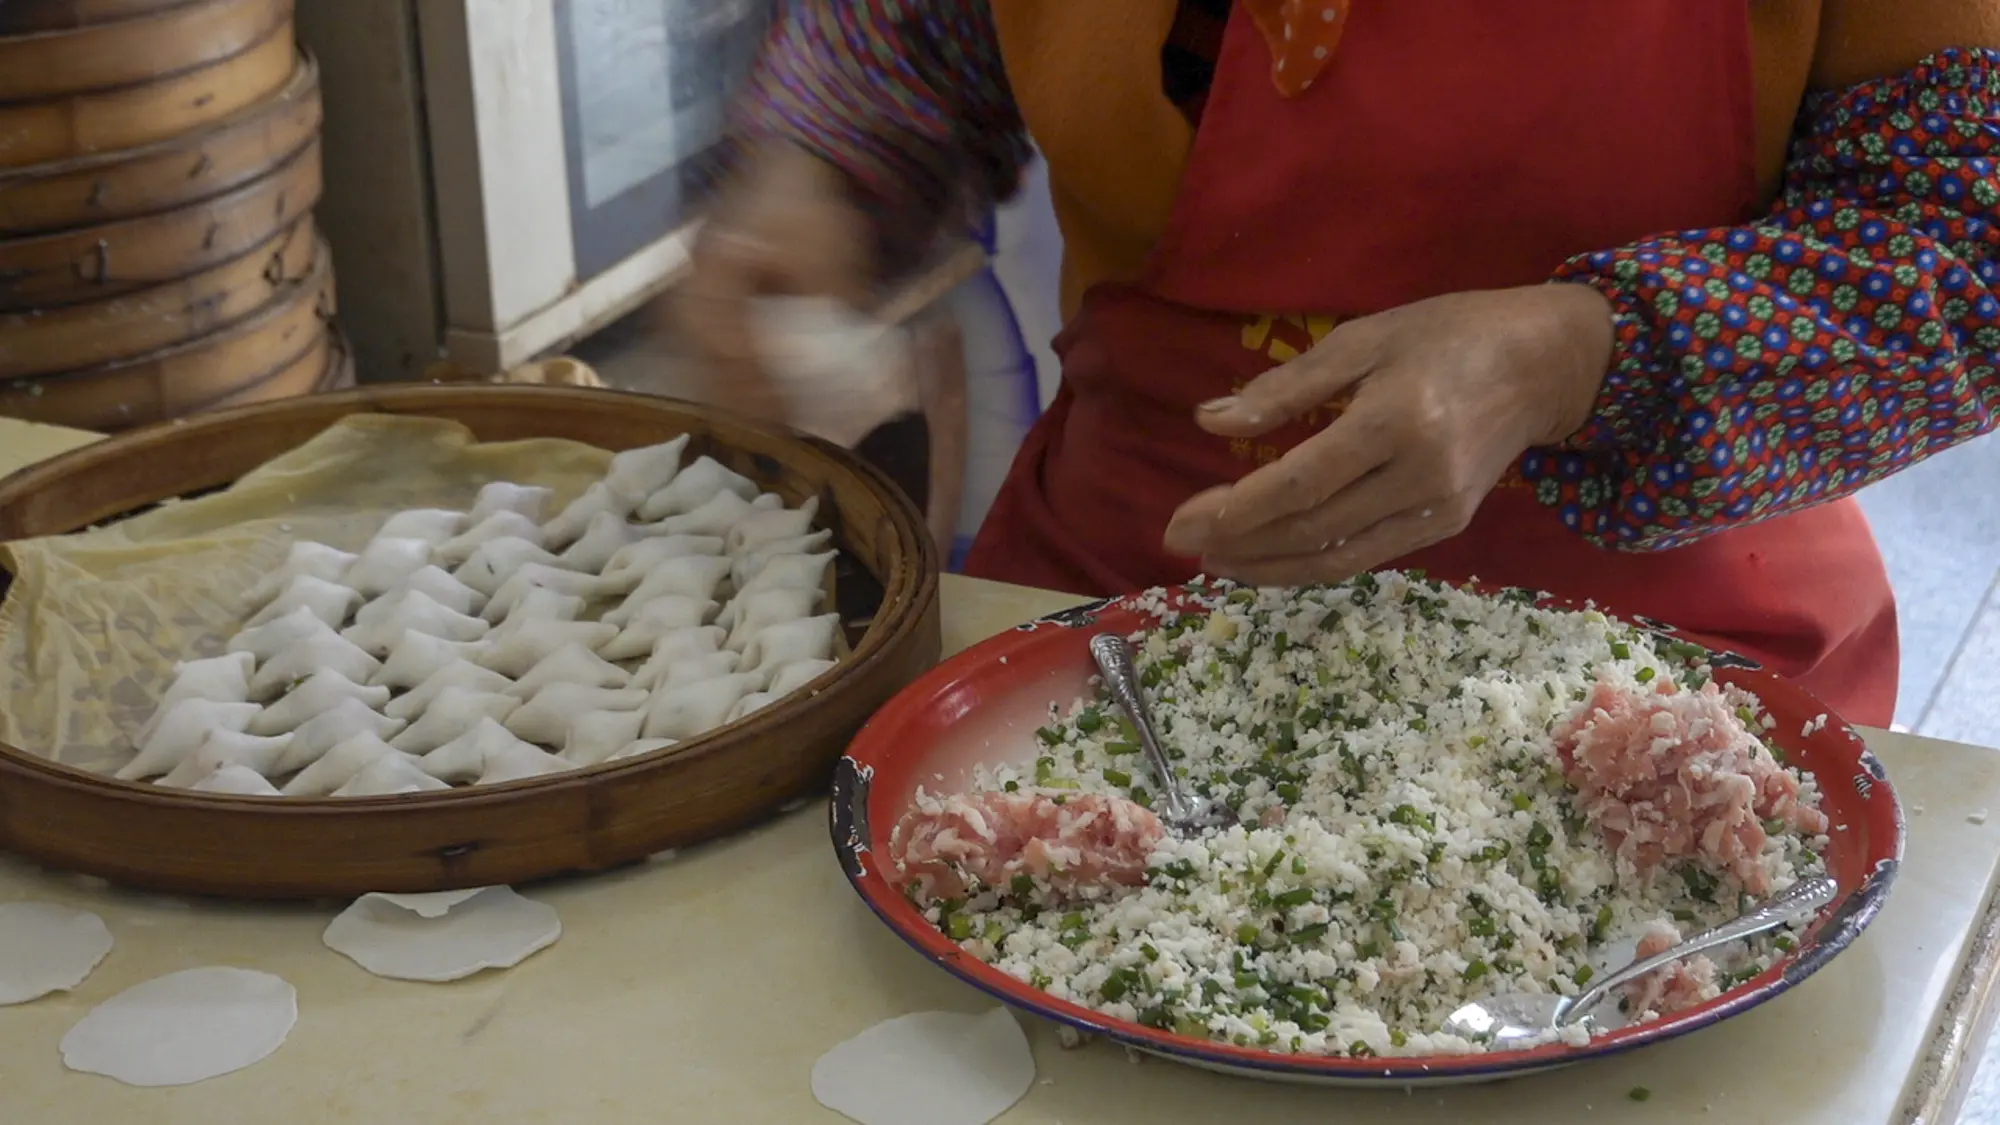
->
[1161, 284, 1616, 586]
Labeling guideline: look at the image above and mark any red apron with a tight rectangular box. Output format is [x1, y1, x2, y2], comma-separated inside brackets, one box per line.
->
[965, 1, 1900, 726]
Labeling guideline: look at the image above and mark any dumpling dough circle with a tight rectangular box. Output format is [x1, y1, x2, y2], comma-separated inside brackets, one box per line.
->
[810, 1008, 1036, 1125]
[322, 886, 560, 982]
[61, 966, 297, 1086]
[0, 902, 114, 1005]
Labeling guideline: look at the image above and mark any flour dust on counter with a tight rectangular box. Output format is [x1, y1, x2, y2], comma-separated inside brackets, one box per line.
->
[60, 967, 298, 1087]
[811, 1007, 1037, 1125]
[321, 886, 560, 982]
[0, 901, 113, 1005]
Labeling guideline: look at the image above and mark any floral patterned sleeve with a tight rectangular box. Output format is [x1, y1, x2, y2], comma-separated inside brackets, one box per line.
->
[1533, 48, 2000, 551]
[731, 0, 1030, 262]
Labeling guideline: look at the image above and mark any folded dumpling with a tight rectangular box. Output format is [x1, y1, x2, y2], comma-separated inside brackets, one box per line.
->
[640, 673, 762, 740]
[600, 534, 724, 587]
[561, 709, 648, 767]
[767, 658, 837, 698]
[604, 435, 691, 505]
[607, 738, 677, 763]
[500, 586, 586, 628]
[331, 752, 450, 797]
[377, 509, 467, 547]
[390, 687, 520, 754]
[228, 605, 337, 664]
[475, 741, 576, 786]
[655, 490, 759, 539]
[724, 497, 820, 556]
[116, 700, 260, 781]
[636, 456, 757, 521]
[719, 586, 822, 649]
[556, 511, 648, 573]
[385, 660, 513, 721]
[456, 536, 568, 597]
[250, 669, 390, 735]
[250, 632, 382, 700]
[469, 481, 555, 524]
[244, 575, 361, 630]
[543, 482, 635, 548]
[158, 729, 295, 788]
[478, 621, 618, 679]
[189, 764, 283, 797]
[362, 565, 484, 618]
[280, 732, 399, 797]
[482, 563, 610, 623]
[507, 643, 630, 699]
[272, 698, 408, 775]
[342, 590, 490, 655]
[370, 631, 486, 690]
[420, 717, 534, 784]
[246, 542, 356, 606]
[436, 511, 545, 567]
[630, 627, 731, 689]
[737, 551, 836, 598]
[729, 530, 835, 591]
[506, 683, 647, 745]
[637, 651, 741, 694]
[739, 614, 840, 679]
[140, 651, 257, 742]
[598, 597, 718, 661]
[601, 553, 731, 605]
[725, 692, 778, 723]
[346, 536, 436, 598]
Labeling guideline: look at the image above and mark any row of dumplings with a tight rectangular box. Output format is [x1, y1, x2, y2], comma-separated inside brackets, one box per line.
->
[112, 437, 843, 798]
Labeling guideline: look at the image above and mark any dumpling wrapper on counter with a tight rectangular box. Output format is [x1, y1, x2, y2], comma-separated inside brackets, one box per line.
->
[61, 967, 297, 1087]
[322, 886, 560, 982]
[249, 669, 389, 735]
[243, 575, 360, 630]
[468, 481, 554, 525]
[0, 902, 113, 1005]
[810, 1008, 1035, 1125]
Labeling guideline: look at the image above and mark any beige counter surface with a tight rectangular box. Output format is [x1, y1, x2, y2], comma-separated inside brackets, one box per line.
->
[2, 417, 1999, 1124]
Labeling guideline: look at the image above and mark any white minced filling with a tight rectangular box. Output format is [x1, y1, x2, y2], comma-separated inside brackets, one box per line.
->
[922, 573, 1826, 1059]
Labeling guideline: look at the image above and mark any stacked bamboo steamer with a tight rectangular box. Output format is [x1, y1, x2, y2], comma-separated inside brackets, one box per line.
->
[0, 0, 345, 432]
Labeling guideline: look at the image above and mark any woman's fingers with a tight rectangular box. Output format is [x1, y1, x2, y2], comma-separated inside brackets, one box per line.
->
[1194, 319, 1382, 438]
[1202, 503, 1459, 588]
[1165, 400, 1398, 552]
[1190, 462, 1416, 562]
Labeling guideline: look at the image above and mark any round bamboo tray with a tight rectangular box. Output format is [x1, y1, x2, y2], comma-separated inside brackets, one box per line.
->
[0, 20, 294, 170]
[0, 0, 289, 103]
[0, 0, 195, 35]
[0, 133, 319, 311]
[0, 215, 316, 380]
[0, 386, 943, 898]
[0, 52, 319, 237]
[0, 233, 331, 429]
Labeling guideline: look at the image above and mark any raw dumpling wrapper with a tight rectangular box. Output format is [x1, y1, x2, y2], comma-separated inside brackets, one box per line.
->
[117, 701, 260, 781]
[740, 614, 840, 678]
[636, 455, 757, 521]
[390, 688, 520, 754]
[371, 631, 486, 690]
[249, 669, 390, 735]
[420, 717, 535, 783]
[137, 652, 256, 742]
[189, 765, 282, 797]
[542, 482, 635, 548]
[600, 534, 723, 587]
[362, 565, 484, 618]
[604, 435, 691, 504]
[506, 683, 647, 745]
[245, 542, 355, 605]
[250, 633, 382, 700]
[342, 590, 490, 655]
[321, 887, 561, 982]
[602, 553, 731, 605]
[243, 575, 360, 630]
[332, 753, 450, 797]
[61, 967, 298, 1087]
[468, 481, 555, 524]
[346, 537, 435, 598]
[724, 496, 820, 555]
[0, 902, 114, 1005]
[436, 510, 545, 567]
[281, 732, 400, 798]
[385, 660, 513, 721]
[561, 709, 648, 767]
[272, 699, 408, 775]
[641, 673, 762, 740]
[507, 643, 630, 699]
[810, 1008, 1035, 1125]
[158, 729, 295, 787]
[376, 508, 467, 546]
[599, 597, 718, 660]
[456, 537, 568, 596]
[482, 563, 609, 623]
[477, 621, 617, 679]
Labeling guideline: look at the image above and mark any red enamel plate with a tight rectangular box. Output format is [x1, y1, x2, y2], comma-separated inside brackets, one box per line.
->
[832, 585, 1904, 1086]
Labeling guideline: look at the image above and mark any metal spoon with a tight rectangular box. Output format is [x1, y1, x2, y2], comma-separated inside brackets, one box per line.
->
[1442, 874, 1839, 1048]
[1089, 633, 1230, 833]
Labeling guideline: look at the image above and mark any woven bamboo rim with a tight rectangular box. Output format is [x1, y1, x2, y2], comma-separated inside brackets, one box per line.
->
[0, 0, 197, 35]
[0, 385, 943, 898]
[0, 0, 289, 103]
[0, 52, 319, 237]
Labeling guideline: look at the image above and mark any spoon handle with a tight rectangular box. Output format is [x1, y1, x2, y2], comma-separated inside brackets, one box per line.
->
[1089, 634, 1193, 823]
[1558, 874, 1838, 1026]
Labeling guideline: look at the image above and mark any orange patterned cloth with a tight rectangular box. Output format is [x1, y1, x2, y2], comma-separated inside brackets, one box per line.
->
[1242, 0, 1353, 95]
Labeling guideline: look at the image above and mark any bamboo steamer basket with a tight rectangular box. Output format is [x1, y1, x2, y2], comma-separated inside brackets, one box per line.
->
[0, 0, 289, 103]
[0, 215, 316, 380]
[0, 18, 294, 170]
[0, 233, 332, 429]
[0, 386, 942, 898]
[0, 133, 320, 311]
[0, 0, 195, 34]
[0, 52, 319, 237]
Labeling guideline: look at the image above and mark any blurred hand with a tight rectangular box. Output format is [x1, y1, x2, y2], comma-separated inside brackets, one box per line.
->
[1162, 284, 1616, 586]
[669, 141, 874, 376]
